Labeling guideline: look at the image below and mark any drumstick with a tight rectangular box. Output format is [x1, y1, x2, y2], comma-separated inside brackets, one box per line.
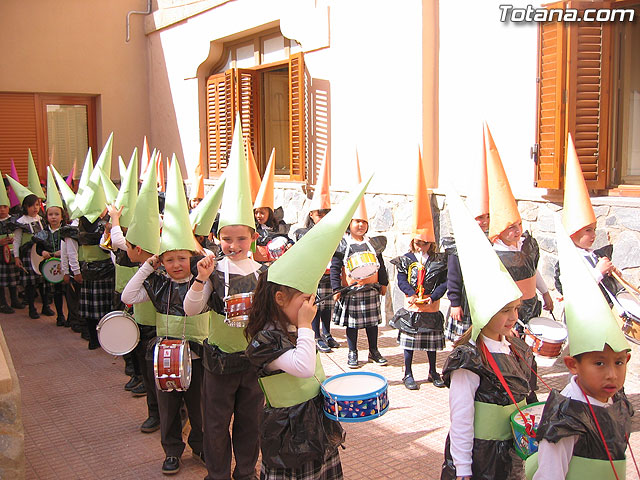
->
[612, 271, 640, 298]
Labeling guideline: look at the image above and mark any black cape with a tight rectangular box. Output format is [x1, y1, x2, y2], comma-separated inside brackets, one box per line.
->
[495, 232, 539, 282]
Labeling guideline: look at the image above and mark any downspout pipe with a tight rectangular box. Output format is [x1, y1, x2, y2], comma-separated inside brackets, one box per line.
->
[126, 0, 152, 43]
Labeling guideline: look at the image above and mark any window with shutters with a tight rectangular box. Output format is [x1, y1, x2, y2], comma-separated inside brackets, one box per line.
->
[534, 1, 639, 193]
[205, 30, 308, 182]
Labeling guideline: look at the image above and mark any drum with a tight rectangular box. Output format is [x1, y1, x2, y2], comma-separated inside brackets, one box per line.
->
[30, 244, 43, 275]
[524, 317, 567, 358]
[616, 292, 640, 345]
[321, 372, 389, 423]
[224, 292, 254, 328]
[96, 310, 140, 356]
[345, 251, 379, 281]
[40, 258, 63, 283]
[2, 244, 11, 264]
[267, 236, 289, 261]
[154, 339, 192, 392]
[511, 402, 545, 459]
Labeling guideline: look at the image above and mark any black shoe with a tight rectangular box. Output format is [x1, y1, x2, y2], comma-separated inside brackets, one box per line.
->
[403, 375, 419, 391]
[368, 349, 388, 365]
[88, 341, 100, 350]
[140, 416, 160, 433]
[162, 456, 180, 475]
[29, 308, 40, 319]
[131, 382, 147, 397]
[124, 363, 135, 377]
[316, 338, 331, 353]
[41, 305, 55, 316]
[56, 316, 65, 326]
[124, 376, 142, 391]
[10, 301, 25, 309]
[63, 320, 71, 328]
[71, 323, 82, 333]
[324, 336, 340, 349]
[81, 330, 90, 341]
[192, 450, 205, 466]
[427, 372, 446, 388]
[0, 304, 14, 314]
[347, 350, 358, 369]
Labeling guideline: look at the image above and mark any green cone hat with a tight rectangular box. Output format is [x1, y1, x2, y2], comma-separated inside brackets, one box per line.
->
[114, 148, 139, 228]
[0, 170, 10, 206]
[190, 177, 226, 236]
[94, 133, 114, 181]
[45, 167, 64, 210]
[77, 148, 94, 196]
[118, 156, 127, 179]
[75, 156, 107, 222]
[126, 154, 160, 255]
[556, 216, 630, 355]
[446, 188, 522, 341]
[50, 165, 77, 217]
[99, 169, 119, 205]
[218, 115, 255, 231]
[268, 175, 373, 295]
[160, 155, 197, 254]
[27, 149, 46, 200]
[6, 176, 35, 205]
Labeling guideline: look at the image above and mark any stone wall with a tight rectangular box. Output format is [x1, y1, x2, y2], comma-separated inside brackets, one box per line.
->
[0, 326, 24, 479]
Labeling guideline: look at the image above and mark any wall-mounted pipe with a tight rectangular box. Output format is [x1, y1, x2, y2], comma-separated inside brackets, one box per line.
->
[126, 0, 152, 43]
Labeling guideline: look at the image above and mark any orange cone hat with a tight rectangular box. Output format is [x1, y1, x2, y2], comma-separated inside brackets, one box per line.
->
[412, 148, 435, 242]
[254, 148, 275, 210]
[308, 149, 331, 212]
[485, 122, 521, 242]
[140, 136, 151, 178]
[468, 127, 490, 219]
[246, 139, 262, 203]
[353, 151, 368, 221]
[157, 153, 165, 193]
[562, 133, 596, 236]
[191, 144, 205, 200]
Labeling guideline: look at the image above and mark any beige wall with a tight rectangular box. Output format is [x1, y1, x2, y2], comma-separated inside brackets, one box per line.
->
[0, 0, 151, 178]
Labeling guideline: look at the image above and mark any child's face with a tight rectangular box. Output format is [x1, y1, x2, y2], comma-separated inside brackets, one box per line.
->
[0, 205, 9, 218]
[309, 209, 328, 225]
[254, 207, 270, 225]
[482, 299, 521, 341]
[126, 241, 143, 263]
[565, 345, 630, 403]
[219, 225, 257, 260]
[349, 219, 368, 238]
[160, 249, 192, 280]
[47, 207, 62, 227]
[570, 223, 596, 250]
[413, 239, 431, 254]
[498, 221, 522, 246]
[277, 290, 313, 326]
[475, 213, 490, 233]
[27, 200, 41, 217]
[189, 198, 201, 210]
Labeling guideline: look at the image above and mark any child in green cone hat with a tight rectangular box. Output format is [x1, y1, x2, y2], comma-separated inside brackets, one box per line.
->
[0, 173, 23, 313]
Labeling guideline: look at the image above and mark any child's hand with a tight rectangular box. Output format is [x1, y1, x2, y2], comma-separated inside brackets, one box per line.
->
[297, 297, 317, 329]
[63, 274, 70, 284]
[106, 204, 123, 222]
[74, 273, 83, 283]
[197, 254, 217, 280]
[380, 285, 387, 296]
[450, 306, 463, 321]
[542, 292, 553, 311]
[407, 295, 417, 305]
[147, 255, 161, 270]
[42, 251, 51, 260]
[596, 257, 613, 275]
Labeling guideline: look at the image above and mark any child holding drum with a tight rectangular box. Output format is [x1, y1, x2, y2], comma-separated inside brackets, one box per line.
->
[440, 190, 537, 480]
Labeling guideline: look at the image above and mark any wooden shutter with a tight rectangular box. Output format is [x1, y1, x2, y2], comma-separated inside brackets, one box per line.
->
[206, 70, 234, 176]
[565, 1, 611, 190]
[289, 52, 307, 181]
[534, 2, 566, 189]
[235, 69, 260, 164]
[0, 93, 41, 181]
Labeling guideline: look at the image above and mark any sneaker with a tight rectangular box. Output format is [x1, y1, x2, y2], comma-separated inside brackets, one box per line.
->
[41, 305, 55, 316]
[56, 316, 65, 326]
[324, 336, 340, 349]
[192, 450, 205, 466]
[368, 349, 388, 365]
[403, 375, 419, 391]
[427, 372, 446, 388]
[161, 456, 180, 475]
[347, 350, 358, 369]
[0, 305, 14, 314]
[124, 375, 142, 391]
[140, 416, 160, 433]
[316, 338, 331, 353]
[131, 382, 147, 397]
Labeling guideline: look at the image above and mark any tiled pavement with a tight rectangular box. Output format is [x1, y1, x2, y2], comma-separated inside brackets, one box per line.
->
[4, 308, 640, 479]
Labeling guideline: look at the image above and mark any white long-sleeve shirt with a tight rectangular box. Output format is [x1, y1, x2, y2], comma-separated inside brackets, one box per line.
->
[577, 247, 605, 285]
[448, 335, 513, 477]
[266, 327, 316, 378]
[13, 215, 43, 257]
[60, 220, 80, 276]
[533, 376, 611, 480]
[493, 237, 549, 294]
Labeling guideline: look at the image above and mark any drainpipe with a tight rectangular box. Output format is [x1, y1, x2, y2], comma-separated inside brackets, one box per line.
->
[126, 0, 152, 43]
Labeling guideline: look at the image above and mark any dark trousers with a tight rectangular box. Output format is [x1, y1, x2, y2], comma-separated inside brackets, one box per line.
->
[134, 326, 158, 419]
[157, 358, 204, 457]
[312, 306, 332, 339]
[202, 367, 263, 480]
[65, 279, 83, 327]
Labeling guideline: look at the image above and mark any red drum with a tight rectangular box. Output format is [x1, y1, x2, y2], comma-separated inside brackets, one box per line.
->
[267, 237, 289, 261]
[524, 317, 567, 358]
[154, 339, 192, 392]
[2, 244, 11, 264]
[224, 292, 254, 328]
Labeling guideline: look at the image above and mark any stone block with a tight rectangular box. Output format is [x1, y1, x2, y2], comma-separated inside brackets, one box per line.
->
[394, 200, 413, 232]
[613, 207, 640, 232]
[612, 231, 640, 269]
[593, 205, 610, 218]
[519, 201, 539, 222]
[536, 232, 556, 254]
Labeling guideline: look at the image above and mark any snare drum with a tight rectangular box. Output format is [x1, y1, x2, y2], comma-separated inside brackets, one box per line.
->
[616, 292, 640, 344]
[524, 317, 567, 359]
[321, 371, 389, 422]
[154, 339, 192, 392]
[345, 251, 379, 281]
[41, 258, 63, 283]
[97, 310, 140, 355]
[266, 236, 289, 261]
[224, 292, 254, 328]
[511, 402, 545, 459]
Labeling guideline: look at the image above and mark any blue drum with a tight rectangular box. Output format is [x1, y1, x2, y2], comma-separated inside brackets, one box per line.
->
[321, 371, 389, 422]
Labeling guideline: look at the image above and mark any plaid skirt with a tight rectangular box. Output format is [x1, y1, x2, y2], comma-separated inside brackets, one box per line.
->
[79, 277, 115, 322]
[19, 250, 42, 284]
[261, 449, 343, 480]
[333, 288, 381, 329]
[444, 314, 472, 342]
[0, 260, 19, 287]
[315, 274, 334, 310]
[398, 330, 445, 351]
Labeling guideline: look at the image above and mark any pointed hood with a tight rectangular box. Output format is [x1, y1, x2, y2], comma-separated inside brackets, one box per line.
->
[446, 187, 522, 341]
[485, 122, 521, 242]
[45, 167, 64, 210]
[66, 160, 76, 187]
[308, 149, 331, 212]
[412, 148, 435, 242]
[77, 149, 94, 196]
[246, 140, 262, 203]
[114, 148, 139, 228]
[99, 169, 119, 205]
[126, 154, 160, 255]
[94, 133, 114, 182]
[269, 175, 373, 294]
[8, 160, 20, 208]
[51, 165, 77, 217]
[191, 177, 226, 236]
[157, 154, 166, 193]
[6, 176, 35, 205]
[218, 115, 256, 231]
[140, 136, 151, 179]
[0, 170, 10, 207]
[159, 155, 197, 254]
[353, 152, 368, 221]
[562, 133, 597, 236]
[27, 149, 46, 199]
[254, 148, 275, 210]
[76, 152, 107, 223]
[191, 144, 205, 200]
[468, 127, 490, 218]
[118, 156, 127, 180]
[556, 216, 629, 355]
